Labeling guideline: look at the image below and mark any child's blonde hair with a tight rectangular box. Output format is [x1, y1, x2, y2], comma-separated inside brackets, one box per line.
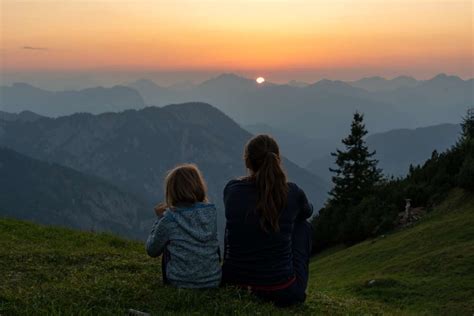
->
[164, 163, 208, 208]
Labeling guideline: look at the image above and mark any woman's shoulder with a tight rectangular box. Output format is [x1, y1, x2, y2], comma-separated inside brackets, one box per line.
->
[224, 179, 303, 193]
[287, 182, 306, 196]
[224, 177, 252, 190]
[287, 182, 301, 191]
[223, 178, 257, 200]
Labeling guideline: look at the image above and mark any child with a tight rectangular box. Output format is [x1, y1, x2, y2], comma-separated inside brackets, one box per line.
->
[146, 163, 221, 288]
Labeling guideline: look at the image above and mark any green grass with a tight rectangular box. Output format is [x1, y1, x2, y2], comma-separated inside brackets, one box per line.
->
[1, 189, 473, 315]
[310, 189, 474, 315]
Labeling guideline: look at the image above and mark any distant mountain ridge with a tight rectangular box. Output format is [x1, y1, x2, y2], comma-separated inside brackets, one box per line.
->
[371, 74, 473, 126]
[350, 76, 419, 92]
[124, 73, 471, 140]
[0, 147, 148, 239]
[0, 110, 44, 122]
[0, 83, 146, 116]
[3, 73, 471, 161]
[307, 123, 461, 183]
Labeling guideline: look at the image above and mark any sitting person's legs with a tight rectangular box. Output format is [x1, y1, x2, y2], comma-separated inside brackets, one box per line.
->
[291, 220, 313, 299]
[253, 221, 313, 307]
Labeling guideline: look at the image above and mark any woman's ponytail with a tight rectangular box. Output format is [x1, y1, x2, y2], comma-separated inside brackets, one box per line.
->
[244, 135, 289, 232]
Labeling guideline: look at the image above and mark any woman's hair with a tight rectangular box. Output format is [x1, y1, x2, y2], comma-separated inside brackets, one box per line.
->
[164, 163, 208, 208]
[244, 134, 288, 232]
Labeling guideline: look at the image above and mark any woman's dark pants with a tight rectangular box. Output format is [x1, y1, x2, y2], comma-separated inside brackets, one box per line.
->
[253, 220, 313, 307]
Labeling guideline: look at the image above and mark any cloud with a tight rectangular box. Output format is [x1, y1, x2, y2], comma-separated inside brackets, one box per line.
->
[22, 46, 48, 51]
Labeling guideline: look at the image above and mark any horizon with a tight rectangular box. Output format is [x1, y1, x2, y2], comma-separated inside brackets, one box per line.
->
[1, 71, 472, 91]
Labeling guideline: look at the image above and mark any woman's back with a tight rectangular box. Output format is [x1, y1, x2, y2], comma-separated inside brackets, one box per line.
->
[222, 178, 313, 287]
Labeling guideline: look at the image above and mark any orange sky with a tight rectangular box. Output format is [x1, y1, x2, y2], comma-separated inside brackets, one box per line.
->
[1, 0, 473, 80]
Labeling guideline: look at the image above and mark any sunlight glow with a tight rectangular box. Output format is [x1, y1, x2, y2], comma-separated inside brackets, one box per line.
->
[256, 77, 265, 84]
[1, 0, 471, 78]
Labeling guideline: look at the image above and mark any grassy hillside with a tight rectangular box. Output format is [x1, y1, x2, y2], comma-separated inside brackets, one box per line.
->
[310, 189, 474, 315]
[1, 190, 472, 315]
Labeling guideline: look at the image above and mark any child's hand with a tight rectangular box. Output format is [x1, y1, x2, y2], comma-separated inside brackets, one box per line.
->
[154, 203, 167, 216]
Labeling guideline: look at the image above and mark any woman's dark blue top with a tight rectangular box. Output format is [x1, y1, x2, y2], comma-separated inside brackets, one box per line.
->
[222, 178, 313, 286]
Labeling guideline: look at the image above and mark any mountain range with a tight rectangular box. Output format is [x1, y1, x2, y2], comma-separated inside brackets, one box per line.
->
[0, 83, 145, 116]
[3, 73, 471, 142]
[0, 103, 329, 239]
[125, 73, 471, 137]
[0, 110, 43, 122]
[125, 74, 407, 138]
[0, 147, 148, 238]
[371, 74, 473, 127]
[350, 75, 419, 92]
[307, 123, 462, 183]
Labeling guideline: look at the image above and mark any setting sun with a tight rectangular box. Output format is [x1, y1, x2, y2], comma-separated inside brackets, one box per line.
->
[256, 77, 265, 84]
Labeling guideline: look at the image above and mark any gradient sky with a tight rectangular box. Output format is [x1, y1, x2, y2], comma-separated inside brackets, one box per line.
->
[1, 0, 473, 83]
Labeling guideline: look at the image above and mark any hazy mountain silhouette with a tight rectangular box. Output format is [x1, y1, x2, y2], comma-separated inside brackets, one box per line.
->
[287, 80, 309, 88]
[167, 80, 196, 91]
[306, 79, 371, 98]
[0, 110, 44, 122]
[190, 75, 407, 137]
[4, 73, 471, 147]
[126, 73, 471, 140]
[307, 123, 461, 183]
[372, 74, 473, 126]
[0, 103, 328, 235]
[0, 147, 148, 238]
[127, 79, 178, 106]
[0, 83, 146, 116]
[199, 73, 262, 91]
[350, 76, 418, 92]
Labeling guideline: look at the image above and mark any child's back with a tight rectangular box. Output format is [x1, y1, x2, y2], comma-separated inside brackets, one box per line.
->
[146, 202, 221, 288]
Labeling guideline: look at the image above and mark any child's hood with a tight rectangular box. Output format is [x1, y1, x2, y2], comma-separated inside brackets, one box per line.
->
[164, 202, 217, 242]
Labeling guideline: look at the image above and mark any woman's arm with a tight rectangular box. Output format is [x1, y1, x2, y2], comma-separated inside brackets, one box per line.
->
[296, 186, 314, 221]
[145, 215, 170, 257]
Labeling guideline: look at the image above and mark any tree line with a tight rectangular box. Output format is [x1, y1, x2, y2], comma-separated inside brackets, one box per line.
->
[311, 108, 474, 253]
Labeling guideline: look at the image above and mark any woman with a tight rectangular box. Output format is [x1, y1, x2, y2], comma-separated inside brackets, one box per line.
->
[222, 134, 313, 307]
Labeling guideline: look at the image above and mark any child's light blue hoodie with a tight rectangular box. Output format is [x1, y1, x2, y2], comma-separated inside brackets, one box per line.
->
[146, 202, 221, 288]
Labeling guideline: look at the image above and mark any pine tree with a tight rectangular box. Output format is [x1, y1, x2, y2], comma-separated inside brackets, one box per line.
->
[457, 108, 474, 190]
[329, 112, 381, 207]
[460, 108, 474, 142]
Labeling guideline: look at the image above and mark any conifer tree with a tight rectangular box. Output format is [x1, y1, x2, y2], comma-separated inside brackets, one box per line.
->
[457, 108, 474, 190]
[329, 112, 381, 207]
[460, 108, 474, 142]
